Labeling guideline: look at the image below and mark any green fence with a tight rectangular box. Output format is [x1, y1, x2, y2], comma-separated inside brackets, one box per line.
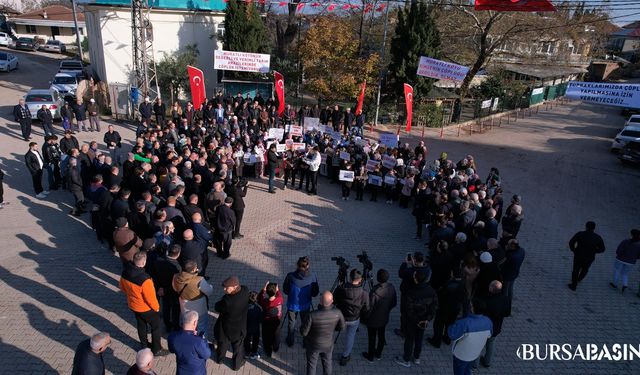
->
[529, 87, 545, 106]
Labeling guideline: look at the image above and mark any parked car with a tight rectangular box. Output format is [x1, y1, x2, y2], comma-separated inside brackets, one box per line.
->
[611, 125, 640, 152]
[59, 60, 86, 78]
[618, 140, 640, 165]
[623, 115, 640, 128]
[621, 107, 640, 117]
[15, 37, 39, 51]
[24, 89, 64, 120]
[41, 39, 66, 54]
[0, 52, 18, 72]
[0, 32, 11, 47]
[49, 73, 78, 98]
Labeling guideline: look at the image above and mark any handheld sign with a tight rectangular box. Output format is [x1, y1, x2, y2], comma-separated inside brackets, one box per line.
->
[292, 142, 306, 151]
[366, 159, 380, 172]
[320, 153, 328, 165]
[339, 170, 355, 182]
[276, 143, 287, 153]
[384, 175, 397, 185]
[268, 128, 285, 140]
[339, 151, 350, 161]
[382, 155, 396, 169]
[304, 117, 320, 132]
[368, 174, 383, 186]
[287, 125, 303, 136]
[379, 133, 397, 148]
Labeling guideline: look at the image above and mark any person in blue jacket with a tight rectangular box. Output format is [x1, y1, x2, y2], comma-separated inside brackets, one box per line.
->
[448, 302, 493, 375]
[168, 311, 211, 375]
[283, 256, 319, 347]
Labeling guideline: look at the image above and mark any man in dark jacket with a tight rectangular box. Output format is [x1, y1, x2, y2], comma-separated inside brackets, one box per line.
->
[60, 130, 80, 155]
[226, 177, 248, 239]
[139, 97, 153, 124]
[214, 197, 236, 259]
[267, 144, 279, 193]
[568, 221, 605, 291]
[42, 135, 62, 190]
[72, 98, 89, 132]
[154, 244, 182, 332]
[71, 332, 111, 375]
[475, 281, 509, 368]
[153, 98, 166, 124]
[301, 291, 345, 375]
[180, 229, 206, 272]
[334, 269, 369, 366]
[396, 252, 430, 338]
[283, 256, 320, 347]
[103, 125, 122, 165]
[362, 269, 397, 362]
[412, 180, 429, 239]
[331, 105, 342, 132]
[501, 239, 525, 315]
[395, 269, 438, 368]
[68, 158, 85, 216]
[14, 98, 32, 141]
[190, 212, 211, 276]
[215, 276, 250, 371]
[168, 310, 210, 375]
[428, 275, 466, 349]
[24, 142, 47, 198]
[475, 252, 503, 299]
[36, 104, 55, 136]
[342, 107, 354, 136]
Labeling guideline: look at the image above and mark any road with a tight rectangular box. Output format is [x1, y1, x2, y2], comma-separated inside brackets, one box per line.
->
[0, 51, 639, 375]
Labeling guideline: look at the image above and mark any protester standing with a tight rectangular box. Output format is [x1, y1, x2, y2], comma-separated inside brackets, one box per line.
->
[267, 144, 279, 193]
[37, 104, 55, 136]
[258, 281, 284, 357]
[172, 261, 214, 337]
[501, 239, 525, 315]
[448, 304, 493, 375]
[104, 125, 122, 165]
[88, 98, 101, 132]
[168, 311, 211, 375]
[226, 177, 247, 239]
[283, 256, 320, 347]
[301, 291, 345, 375]
[214, 276, 250, 371]
[13, 98, 32, 141]
[568, 221, 605, 291]
[475, 281, 509, 368]
[72, 98, 89, 132]
[71, 332, 111, 375]
[334, 269, 369, 366]
[244, 291, 263, 359]
[24, 142, 47, 199]
[153, 244, 182, 332]
[214, 197, 236, 259]
[362, 269, 397, 362]
[304, 146, 321, 195]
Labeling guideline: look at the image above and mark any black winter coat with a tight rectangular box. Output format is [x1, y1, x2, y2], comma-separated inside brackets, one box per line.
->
[334, 283, 369, 322]
[569, 230, 605, 261]
[215, 286, 250, 340]
[300, 304, 345, 351]
[71, 339, 105, 375]
[365, 282, 397, 328]
[402, 281, 438, 325]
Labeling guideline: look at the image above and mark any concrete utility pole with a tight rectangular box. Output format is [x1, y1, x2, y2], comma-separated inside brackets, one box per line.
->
[71, 0, 84, 60]
[373, 0, 390, 127]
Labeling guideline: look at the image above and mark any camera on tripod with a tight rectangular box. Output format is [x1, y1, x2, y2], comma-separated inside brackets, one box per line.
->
[357, 251, 372, 271]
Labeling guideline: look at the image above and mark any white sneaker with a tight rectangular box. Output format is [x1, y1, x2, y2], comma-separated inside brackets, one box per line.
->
[36, 193, 47, 199]
[43, 190, 50, 195]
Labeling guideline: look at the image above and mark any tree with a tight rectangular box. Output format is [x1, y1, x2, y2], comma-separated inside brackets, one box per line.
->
[300, 16, 379, 103]
[223, 0, 267, 54]
[156, 45, 199, 102]
[387, 1, 440, 100]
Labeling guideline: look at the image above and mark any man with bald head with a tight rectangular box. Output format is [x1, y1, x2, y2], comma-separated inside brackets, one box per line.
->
[301, 291, 345, 375]
[126, 348, 157, 375]
[474, 280, 509, 368]
[180, 229, 207, 277]
[191, 212, 212, 276]
[71, 332, 111, 375]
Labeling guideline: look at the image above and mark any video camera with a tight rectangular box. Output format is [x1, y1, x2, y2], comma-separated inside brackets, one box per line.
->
[330, 256, 350, 292]
[357, 251, 373, 272]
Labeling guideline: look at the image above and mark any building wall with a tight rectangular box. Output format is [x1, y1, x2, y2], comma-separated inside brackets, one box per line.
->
[84, 6, 224, 99]
[15, 24, 85, 44]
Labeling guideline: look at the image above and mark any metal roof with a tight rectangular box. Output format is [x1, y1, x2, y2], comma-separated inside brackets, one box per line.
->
[502, 64, 588, 79]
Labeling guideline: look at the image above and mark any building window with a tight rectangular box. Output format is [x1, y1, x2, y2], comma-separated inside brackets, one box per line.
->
[217, 23, 225, 38]
[51, 26, 60, 36]
[26, 25, 37, 34]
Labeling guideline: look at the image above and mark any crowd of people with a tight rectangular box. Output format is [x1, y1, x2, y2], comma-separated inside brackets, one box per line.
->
[12, 91, 639, 375]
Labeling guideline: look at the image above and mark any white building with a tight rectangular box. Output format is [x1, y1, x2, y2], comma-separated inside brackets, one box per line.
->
[81, 0, 225, 96]
[11, 5, 87, 45]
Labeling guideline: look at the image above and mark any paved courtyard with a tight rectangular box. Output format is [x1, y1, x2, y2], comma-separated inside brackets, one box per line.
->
[0, 50, 639, 374]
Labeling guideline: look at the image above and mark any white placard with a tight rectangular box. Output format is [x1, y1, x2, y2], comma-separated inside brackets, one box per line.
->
[304, 117, 320, 132]
[287, 125, 303, 136]
[276, 143, 287, 153]
[268, 128, 285, 140]
[292, 142, 306, 151]
[566, 81, 640, 109]
[481, 99, 492, 109]
[214, 50, 271, 73]
[492, 98, 499, 111]
[417, 56, 470, 81]
[532, 87, 545, 96]
[339, 170, 355, 182]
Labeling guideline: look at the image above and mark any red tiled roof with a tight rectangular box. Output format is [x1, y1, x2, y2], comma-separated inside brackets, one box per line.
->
[12, 5, 84, 22]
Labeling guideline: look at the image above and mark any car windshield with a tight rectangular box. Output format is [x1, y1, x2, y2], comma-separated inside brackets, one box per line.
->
[18, 38, 32, 42]
[0, 53, 7, 61]
[61, 62, 82, 69]
[53, 76, 76, 84]
[629, 118, 640, 123]
[25, 94, 53, 102]
[621, 130, 640, 138]
[47, 41, 60, 45]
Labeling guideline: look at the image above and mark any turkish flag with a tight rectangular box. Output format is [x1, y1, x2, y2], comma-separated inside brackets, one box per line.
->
[355, 80, 366, 116]
[187, 65, 206, 108]
[274, 71, 285, 116]
[474, 0, 556, 12]
[404, 83, 413, 132]
[297, 2, 305, 12]
[328, 3, 336, 11]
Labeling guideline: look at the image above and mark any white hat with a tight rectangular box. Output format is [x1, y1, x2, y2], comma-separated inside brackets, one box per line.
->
[90, 98, 95, 103]
[480, 251, 493, 264]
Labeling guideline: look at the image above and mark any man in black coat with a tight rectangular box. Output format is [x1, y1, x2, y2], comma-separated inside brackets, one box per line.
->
[24, 142, 47, 198]
[42, 135, 62, 190]
[266, 144, 279, 193]
[301, 291, 346, 375]
[333, 269, 369, 366]
[71, 332, 111, 375]
[153, 98, 166, 124]
[139, 97, 153, 124]
[428, 275, 466, 349]
[153, 244, 182, 332]
[225, 178, 247, 239]
[474, 281, 509, 368]
[412, 180, 429, 239]
[36, 104, 55, 136]
[214, 197, 236, 259]
[14, 98, 32, 141]
[331, 105, 342, 132]
[396, 252, 430, 337]
[568, 221, 605, 291]
[72, 98, 89, 132]
[342, 107, 354, 136]
[362, 269, 397, 362]
[60, 130, 80, 155]
[103, 125, 122, 165]
[179, 229, 205, 272]
[68, 158, 85, 216]
[215, 276, 250, 371]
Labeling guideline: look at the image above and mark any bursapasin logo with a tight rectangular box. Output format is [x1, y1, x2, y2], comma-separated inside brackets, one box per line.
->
[517, 344, 640, 361]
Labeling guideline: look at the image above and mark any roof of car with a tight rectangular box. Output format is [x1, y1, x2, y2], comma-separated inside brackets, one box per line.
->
[621, 125, 640, 132]
[54, 73, 75, 77]
[26, 89, 55, 95]
[628, 115, 640, 119]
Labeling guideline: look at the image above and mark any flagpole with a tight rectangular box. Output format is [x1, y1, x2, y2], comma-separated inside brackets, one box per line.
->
[373, 0, 390, 128]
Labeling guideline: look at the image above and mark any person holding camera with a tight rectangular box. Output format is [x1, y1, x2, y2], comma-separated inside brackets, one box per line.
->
[395, 269, 438, 368]
[362, 269, 397, 362]
[333, 269, 370, 366]
[168, 311, 211, 375]
[283, 256, 320, 347]
[395, 252, 431, 338]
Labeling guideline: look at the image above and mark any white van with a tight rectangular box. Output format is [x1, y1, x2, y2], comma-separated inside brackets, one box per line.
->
[0, 32, 11, 47]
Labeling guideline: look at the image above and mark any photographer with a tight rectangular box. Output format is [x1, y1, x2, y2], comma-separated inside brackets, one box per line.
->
[362, 269, 397, 362]
[283, 256, 320, 347]
[395, 252, 431, 338]
[333, 269, 369, 366]
[226, 177, 248, 239]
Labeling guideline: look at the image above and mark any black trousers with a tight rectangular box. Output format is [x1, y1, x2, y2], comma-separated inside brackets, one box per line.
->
[306, 170, 318, 194]
[306, 348, 333, 375]
[262, 318, 281, 355]
[287, 309, 310, 344]
[367, 325, 386, 358]
[403, 324, 425, 362]
[571, 256, 594, 287]
[284, 168, 295, 187]
[297, 169, 308, 189]
[0, 180, 4, 203]
[31, 170, 43, 194]
[244, 330, 260, 354]
[162, 292, 181, 332]
[217, 333, 245, 370]
[341, 184, 351, 198]
[415, 216, 424, 238]
[431, 307, 457, 345]
[233, 209, 244, 236]
[370, 186, 378, 201]
[133, 309, 162, 353]
[217, 231, 233, 257]
[20, 119, 32, 140]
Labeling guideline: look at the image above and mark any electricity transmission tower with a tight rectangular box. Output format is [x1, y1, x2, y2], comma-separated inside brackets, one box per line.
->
[131, 0, 160, 101]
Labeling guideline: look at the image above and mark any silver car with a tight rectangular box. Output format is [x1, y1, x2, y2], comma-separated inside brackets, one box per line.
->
[24, 89, 65, 120]
[41, 40, 67, 54]
[611, 125, 640, 152]
[50, 73, 78, 97]
[0, 52, 18, 72]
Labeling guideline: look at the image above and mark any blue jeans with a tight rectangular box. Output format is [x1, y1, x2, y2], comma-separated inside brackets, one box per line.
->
[453, 356, 474, 375]
[473, 336, 496, 367]
[613, 259, 634, 287]
[196, 311, 208, 340]
[341, 319, 359, 357]
[268, 168, 276, 192]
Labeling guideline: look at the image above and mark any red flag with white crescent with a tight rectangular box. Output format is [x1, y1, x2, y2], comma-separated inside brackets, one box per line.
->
[297, 2, 305, 12]
[404, 83, 413, 132]
[355, 80, 366, 116]
[328, 3, 336, 11]
[474, 0, 556, 11]
[187, 65, 206, 108]
[274, 71, 285, 116]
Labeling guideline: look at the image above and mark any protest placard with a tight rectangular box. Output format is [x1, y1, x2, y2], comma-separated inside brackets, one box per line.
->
[214, 50, 270, 73]
[339, 170, 355, 182]
[243, 153, 257, 165]
[566, 81, 640, 108]
[481, 99, 492, 109]
[379, 133, 397, 148]
[368, 175, 383, 186]
[276, 143, 287, 153]
[366, 159, 380, 172]
[355, 137, 366, 147]
[384, 175, 397, 185]
[339, 151, 350, 161]
[382, 155, 396, 169]
[287, 125, 303, 136]
[268, 128, 285, 140]
[292, 142, 306, 151]
[416, 56, 469, 81]
[304, 117, 320, 132]
[320, 153, 327, 165]
[285, 139, 294, 150]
